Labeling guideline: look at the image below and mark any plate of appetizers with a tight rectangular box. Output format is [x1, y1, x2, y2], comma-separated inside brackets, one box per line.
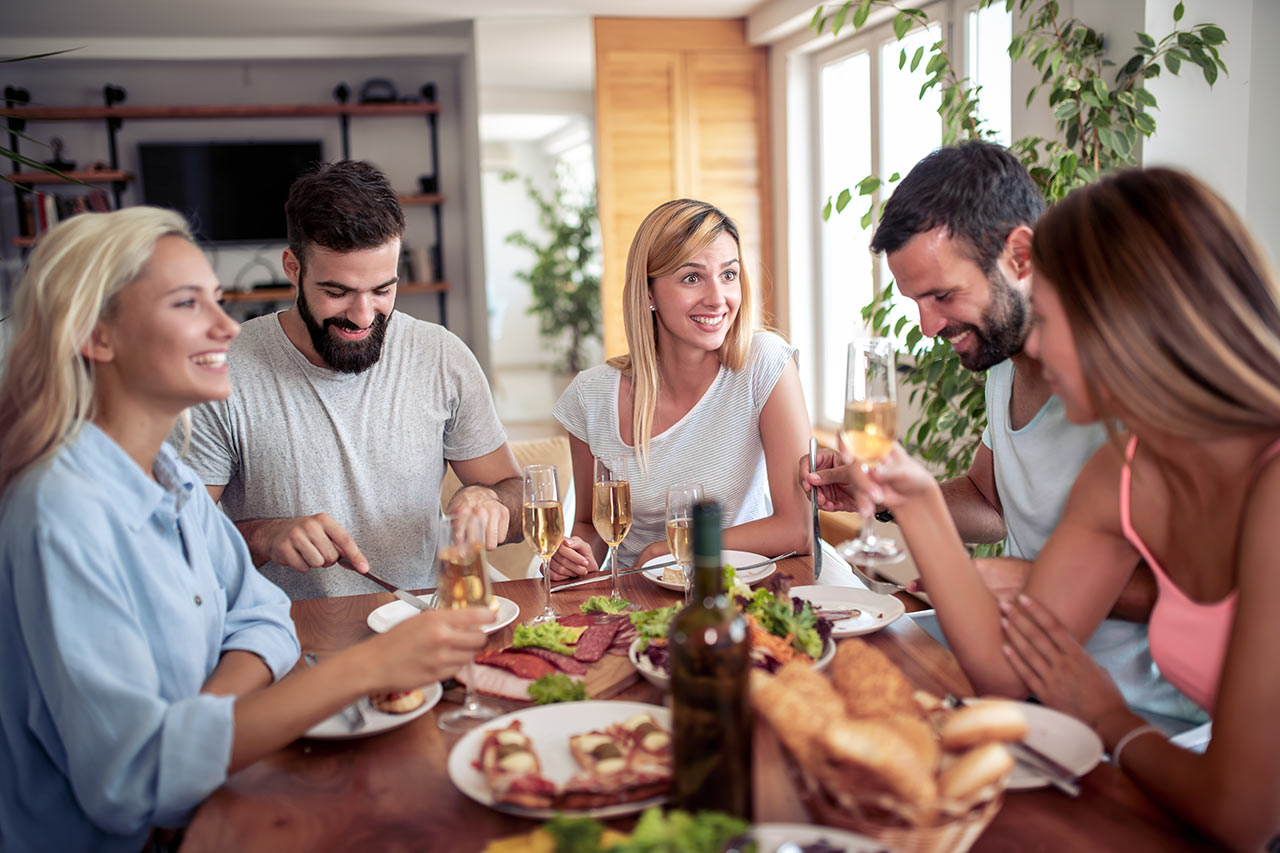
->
[367, 594, 520, 635]
[304, 683, 443, 740]
[447, 701, 673, 818]
[640, 550, 776, 592]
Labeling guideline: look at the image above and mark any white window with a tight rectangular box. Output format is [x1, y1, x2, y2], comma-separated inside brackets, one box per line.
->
[798, 1, 1012, 428]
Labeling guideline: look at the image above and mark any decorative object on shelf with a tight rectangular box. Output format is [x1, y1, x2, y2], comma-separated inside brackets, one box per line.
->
[418, 174, 438, 194]
[503, 170, 601, 375]
[42, 138, 75, 172]
[358, 78, 398, 104]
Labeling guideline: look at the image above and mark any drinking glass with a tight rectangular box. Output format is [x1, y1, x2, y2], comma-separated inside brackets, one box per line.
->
[841, 337, 904, 566]
[522, 464, 565, 625]
[665, 484, 702, 601]
[435, 511, 499, 732]
[592, 455, 635, 608]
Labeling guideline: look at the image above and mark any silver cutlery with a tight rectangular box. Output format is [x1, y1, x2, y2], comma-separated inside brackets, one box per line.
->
[837, 542, 911, 595]
[943, 694, 1080, 797]
[550, 551, 797, 593]
[809, 437, 823, 580]
[354, 566, 432, 612]
[302, 652, 366, 731]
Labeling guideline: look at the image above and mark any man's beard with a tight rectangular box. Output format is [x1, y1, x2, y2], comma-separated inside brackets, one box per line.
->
[939, 271, 1028, 372]
[296, 285, 389, 374]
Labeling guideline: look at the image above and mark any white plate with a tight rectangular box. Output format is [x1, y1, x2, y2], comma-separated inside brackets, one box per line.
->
[366, 595, 520, 635]
[304, 682, 443, 741]
[640, 550, 777, 592]
[976, 699, 1104, 790]
[628, 636, 836, 690]
[788, 585, 905, 638]
[447, 700, 671, 819]
[750, 823, 886, 853]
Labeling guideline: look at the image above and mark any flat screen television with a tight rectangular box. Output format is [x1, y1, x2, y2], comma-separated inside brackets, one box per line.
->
[138, 140, 323, 243]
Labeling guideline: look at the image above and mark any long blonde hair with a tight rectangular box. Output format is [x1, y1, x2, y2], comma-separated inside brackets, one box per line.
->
[0, 207, 194, 493]
[607, 199, 754, 466]
[1032, 168, 1280, 440]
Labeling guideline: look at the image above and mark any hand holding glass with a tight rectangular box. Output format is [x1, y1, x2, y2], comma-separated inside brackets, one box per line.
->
[592, 455, 634, 607]
[665, 484, 702, 601]
[435, 511, 498, 732]
[841, 337, 904, 565]
[522, 464, 565, 625]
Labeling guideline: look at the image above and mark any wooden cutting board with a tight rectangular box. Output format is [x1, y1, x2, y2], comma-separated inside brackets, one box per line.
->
[442, 650, 640, 704]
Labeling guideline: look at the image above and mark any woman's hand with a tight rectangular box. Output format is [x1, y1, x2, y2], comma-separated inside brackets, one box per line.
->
[629, 541, 670, 572]
[549, 536, 596, 580]
[373, 608, 492, 687]
[1000, 593, 1128, 728]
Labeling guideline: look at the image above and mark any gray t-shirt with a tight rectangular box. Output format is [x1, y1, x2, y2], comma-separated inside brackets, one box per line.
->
[552, 331, 797, 567]
[179, 311, 507, 599]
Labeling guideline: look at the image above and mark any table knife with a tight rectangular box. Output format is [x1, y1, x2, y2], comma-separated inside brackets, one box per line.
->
[358, 568, 433, 612]
[550, 551, 797, 593]
[810, 437, 823, 580]
[945, 695, 1080, 796]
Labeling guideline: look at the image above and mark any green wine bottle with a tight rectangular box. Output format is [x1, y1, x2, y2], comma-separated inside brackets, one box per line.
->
[670, 500, 753, 818]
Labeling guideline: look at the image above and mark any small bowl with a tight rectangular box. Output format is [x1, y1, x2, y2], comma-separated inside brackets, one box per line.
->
[628, 636, 836, 691]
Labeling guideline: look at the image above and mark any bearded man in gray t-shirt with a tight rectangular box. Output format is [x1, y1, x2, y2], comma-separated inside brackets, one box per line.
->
[180, 160, 524, 600]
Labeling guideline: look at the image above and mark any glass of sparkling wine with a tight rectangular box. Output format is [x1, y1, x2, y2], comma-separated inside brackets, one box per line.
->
[842, 337, 903, 566]
[592, 455, 635, 609]
[435, 511, 499, 733]
[665, 484, 702, 601]
[522, 464, 565, 625]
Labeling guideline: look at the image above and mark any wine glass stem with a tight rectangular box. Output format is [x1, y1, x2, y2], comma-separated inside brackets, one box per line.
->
[860, 462, 879, 546]
[542, 558, 553, 611]
[608, 544, 620, 599]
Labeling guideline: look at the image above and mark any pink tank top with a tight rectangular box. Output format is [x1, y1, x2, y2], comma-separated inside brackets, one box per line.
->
[1119, 436, 1280, 713]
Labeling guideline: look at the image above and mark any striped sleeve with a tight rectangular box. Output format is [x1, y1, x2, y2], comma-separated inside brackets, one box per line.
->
[552, 372, 590, 443]
[749, 331, 799, 415]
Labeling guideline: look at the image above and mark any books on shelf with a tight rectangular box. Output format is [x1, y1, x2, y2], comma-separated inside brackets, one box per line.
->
[20, 189, 114, 238]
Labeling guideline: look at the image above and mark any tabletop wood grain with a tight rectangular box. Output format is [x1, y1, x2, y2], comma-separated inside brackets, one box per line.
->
[181, 557, 1217, 852]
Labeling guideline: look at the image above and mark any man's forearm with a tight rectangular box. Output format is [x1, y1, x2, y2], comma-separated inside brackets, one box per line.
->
[939, 476, 1007, 544]
[491, 476, 524, 544]
[1109, 561, 1157, 622]
[234, 519, 277, 567]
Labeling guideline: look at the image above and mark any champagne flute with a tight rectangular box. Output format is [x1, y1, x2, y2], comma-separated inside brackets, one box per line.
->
[435, 511, 499, 732]
[665, 484, 702, 601]
[841, 337, 904, 565]
[592, 455, 635, 608]
[522, 464, 565, 625]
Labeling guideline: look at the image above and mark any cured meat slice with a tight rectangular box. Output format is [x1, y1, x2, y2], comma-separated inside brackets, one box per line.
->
[457, 662, 535, 701]
[557, 613, 594, 627]
[573, 619, 623, 662]
[511, 646, 589, 675]
[476, 650, 556, 680]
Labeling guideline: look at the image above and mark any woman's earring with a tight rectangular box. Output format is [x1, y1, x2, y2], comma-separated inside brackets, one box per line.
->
[649, 305, 656, 312]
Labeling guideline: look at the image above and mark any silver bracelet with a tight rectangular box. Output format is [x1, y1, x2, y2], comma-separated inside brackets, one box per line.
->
[1111, 723, 1160, 771]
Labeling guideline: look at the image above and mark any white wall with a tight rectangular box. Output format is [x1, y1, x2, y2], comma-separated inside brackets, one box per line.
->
[1, 29, 495, 368]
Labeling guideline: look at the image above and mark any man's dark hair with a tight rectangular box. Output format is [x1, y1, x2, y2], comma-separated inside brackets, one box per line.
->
[285, 159, 405, 272]
[870, 141, 1044, 274]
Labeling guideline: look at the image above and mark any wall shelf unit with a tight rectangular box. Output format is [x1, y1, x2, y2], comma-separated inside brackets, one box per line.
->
[3, 83, 450, 324]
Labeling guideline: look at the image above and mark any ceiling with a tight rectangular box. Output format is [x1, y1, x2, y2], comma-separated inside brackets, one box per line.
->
[8, 1, 758, 39]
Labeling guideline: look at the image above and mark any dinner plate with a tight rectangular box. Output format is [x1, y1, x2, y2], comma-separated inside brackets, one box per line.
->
[447, 700, 671, 819]
[629, 636, 836, 690]
[975, 699, 1104, 790]
[304, 682, 443, 741]
[640, 550, 776, 592]
[788, 585, 905, 638]
[749, 823, 885, 853]
[366, 595, 520, 635]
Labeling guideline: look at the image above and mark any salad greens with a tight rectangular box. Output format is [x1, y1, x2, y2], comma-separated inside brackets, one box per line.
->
[527, 673, 588, 705]
[580, 595, 632, 614]
[512, 622, 579, 656]
[542, 808, 750, 853]
[745, 590, 822, 659]
[629, 604, 678, 650]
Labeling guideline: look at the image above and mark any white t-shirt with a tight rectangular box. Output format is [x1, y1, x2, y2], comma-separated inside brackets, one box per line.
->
[982, 359, 1205, 725]
[552, 331, 797, 567]
[179, 311, 508, 599]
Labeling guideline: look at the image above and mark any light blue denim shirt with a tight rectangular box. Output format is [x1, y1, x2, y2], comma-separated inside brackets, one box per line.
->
[0, 424, 299, 852]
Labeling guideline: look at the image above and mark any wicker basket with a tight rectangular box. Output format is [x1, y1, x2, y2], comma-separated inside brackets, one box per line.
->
[783, 745, 1006, 853]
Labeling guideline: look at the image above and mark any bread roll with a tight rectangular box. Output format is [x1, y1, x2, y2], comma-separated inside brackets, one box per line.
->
[369, 688, 425, 714]
[821, 717, 939, 809]
[830, 638, 920, 719]
[940, 701, 1029, 751]
[938, 742, 1014, 802]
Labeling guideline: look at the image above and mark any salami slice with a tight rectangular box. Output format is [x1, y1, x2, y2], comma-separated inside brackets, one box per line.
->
[475, 650, 556, 680]
[557, 613, 594, 628]
[510, 646, 589, 675]
[573, 619, 623, 662]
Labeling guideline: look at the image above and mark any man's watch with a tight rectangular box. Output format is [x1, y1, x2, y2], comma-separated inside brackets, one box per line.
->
[874, 508, 895, 523]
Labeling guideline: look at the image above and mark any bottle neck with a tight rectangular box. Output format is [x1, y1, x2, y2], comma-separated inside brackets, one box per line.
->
[691, 556, 723, 602]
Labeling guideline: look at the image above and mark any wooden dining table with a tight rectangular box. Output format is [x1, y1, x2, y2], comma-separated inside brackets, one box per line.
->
[181, 556, 1215, 852]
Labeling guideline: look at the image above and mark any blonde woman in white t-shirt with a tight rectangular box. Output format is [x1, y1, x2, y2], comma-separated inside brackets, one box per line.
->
[549, 199, 812, 578]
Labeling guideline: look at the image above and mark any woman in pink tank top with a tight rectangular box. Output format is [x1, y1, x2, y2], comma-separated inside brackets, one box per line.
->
[828, 169, 1280, 848]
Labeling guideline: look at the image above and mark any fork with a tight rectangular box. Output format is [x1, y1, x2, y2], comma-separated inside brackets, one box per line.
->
[836, 543, 910, 595]
[303, 652, 366, 731]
